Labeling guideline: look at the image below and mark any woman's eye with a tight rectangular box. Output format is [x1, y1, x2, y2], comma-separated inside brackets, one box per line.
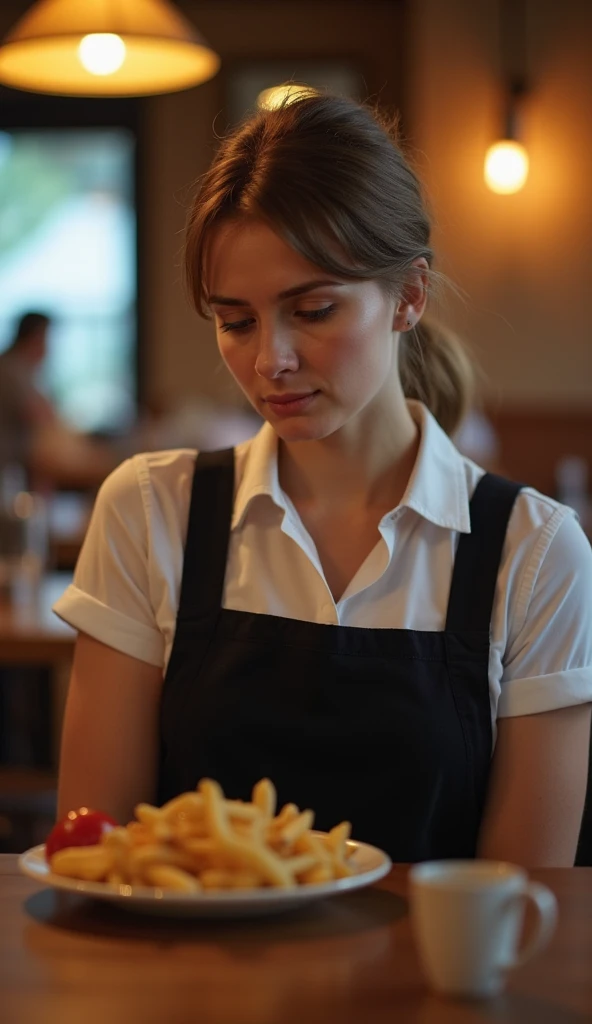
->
[219, 304, 336, 334]
[219, 317, 255, 334]
[295, 305, 336, 322]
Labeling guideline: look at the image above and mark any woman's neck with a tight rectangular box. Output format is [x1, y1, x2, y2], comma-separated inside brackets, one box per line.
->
[278, 400, 420, 514]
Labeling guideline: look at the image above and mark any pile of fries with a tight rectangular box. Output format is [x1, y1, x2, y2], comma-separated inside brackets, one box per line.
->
[48, 778, 356, 892]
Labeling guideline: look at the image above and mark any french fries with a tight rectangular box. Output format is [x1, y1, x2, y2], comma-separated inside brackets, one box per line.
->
[48, 778, 356, 892]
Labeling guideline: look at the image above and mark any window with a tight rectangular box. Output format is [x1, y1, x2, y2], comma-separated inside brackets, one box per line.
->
[0, 126, 137, 433]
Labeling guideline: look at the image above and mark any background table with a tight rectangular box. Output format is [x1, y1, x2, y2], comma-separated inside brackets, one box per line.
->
[0, 571, 75, 665]
[0, 574, 74, 849]
[2, 859, 592, 1024]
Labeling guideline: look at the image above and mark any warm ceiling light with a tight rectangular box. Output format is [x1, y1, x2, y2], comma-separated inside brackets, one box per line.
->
[0, 0, 220, 97]
[485, 0, 531, 195]
[78, 34, 127, 76]
[484, 140, 529, 195]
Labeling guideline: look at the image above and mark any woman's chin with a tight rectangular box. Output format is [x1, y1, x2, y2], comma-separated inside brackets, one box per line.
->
[265, 414, 341, 444]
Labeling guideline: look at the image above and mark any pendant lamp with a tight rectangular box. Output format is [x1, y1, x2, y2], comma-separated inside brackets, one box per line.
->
[0, 0, 220, 97]
[484, 0, 530, 195]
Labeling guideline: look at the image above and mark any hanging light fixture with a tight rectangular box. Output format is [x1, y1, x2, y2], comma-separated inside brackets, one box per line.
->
[0, 0, 220, 97]
[484, 0, 530, 195]
[484, 83, 530, 195]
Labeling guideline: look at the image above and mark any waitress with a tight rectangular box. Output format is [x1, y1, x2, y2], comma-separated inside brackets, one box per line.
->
[54, 92, 592, 865]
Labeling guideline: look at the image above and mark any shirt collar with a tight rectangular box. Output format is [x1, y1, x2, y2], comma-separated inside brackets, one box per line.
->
[398, 401, 471, 533]
[231, 401, 472, 534]
[231, 421, 285, 529]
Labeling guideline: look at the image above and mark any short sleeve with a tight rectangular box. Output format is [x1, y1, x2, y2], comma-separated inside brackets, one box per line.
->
[52, 457, 166, 666]
[498, 511, 592, 717]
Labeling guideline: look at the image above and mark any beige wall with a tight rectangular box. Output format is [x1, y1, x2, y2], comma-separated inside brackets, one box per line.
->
[408, 0, 592, 409]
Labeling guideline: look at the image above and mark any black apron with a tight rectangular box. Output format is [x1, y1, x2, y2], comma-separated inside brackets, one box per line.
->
[158, 450, 521, 862]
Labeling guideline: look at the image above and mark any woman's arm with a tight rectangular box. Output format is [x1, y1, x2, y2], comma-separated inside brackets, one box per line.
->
[478, 703, 591, 866]
[57, 632, 164, 825]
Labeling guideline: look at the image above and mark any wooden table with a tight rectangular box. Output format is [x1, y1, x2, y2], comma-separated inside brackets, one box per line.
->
[2, 858, 592, 1024]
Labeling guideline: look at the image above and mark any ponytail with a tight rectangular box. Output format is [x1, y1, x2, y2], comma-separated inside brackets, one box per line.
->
[399, 318, 473, 436]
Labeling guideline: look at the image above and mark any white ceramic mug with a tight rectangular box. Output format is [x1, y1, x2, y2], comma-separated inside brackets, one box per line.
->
[409, 860, 558, 998]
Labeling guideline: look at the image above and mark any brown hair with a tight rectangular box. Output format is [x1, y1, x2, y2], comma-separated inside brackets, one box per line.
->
[184, 91, 472, 434]
[399, 318, 473, 436]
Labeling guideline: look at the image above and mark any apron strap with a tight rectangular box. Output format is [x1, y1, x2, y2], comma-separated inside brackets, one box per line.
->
[446, 473, 522, 633]
[176, 448, 235, 623]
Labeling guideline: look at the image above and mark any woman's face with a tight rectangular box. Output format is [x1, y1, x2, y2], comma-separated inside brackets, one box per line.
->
[206, 218, 405, 444]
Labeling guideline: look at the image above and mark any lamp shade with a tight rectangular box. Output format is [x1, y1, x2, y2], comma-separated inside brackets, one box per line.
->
[0, 0, 220, 97]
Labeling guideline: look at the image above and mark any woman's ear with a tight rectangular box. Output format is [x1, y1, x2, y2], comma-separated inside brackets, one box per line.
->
[393, 257, 430, 331]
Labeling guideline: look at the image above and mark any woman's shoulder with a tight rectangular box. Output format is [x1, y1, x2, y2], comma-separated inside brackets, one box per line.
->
[461, 456, 590, 596]
[97, 441, 255, 533]
[98, 448, 197, 504]
[86, 450, 199, 553]
[461, 456, 576, 534]
[504, 484, 589, 601]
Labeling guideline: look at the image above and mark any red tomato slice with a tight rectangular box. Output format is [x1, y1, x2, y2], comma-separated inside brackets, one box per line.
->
[45, 808, 118, 862]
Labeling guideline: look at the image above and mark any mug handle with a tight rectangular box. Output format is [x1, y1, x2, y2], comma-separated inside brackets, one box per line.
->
[504, 882, 558, 969]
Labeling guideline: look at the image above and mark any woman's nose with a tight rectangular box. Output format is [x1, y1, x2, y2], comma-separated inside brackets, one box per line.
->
[254, 325, 299, 378]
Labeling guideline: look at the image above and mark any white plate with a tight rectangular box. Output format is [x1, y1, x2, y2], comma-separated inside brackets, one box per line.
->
[18, 837, 392, 918]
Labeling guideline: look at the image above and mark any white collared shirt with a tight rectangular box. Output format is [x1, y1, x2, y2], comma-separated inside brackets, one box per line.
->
[53, 401, 592, 729]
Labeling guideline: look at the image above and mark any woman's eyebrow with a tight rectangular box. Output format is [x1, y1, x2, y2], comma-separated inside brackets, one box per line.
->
[208, 279, 345, 307]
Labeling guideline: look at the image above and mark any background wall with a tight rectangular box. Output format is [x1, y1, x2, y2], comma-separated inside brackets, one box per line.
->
[142, 0, 592, 420]
[407, 0, 592, 412]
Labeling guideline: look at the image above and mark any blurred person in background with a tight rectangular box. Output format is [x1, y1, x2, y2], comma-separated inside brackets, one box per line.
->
[0, 312, 53, 470]
[0, 311, 117, 492]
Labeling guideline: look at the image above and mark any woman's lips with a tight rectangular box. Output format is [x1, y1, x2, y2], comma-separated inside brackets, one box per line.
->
[263, 391, 320, 415]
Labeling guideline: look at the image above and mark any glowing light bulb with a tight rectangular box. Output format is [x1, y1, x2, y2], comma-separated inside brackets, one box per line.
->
[78, 34, 126, 77]
[484, 140, 529, 194]
[257, 83, 317, 110]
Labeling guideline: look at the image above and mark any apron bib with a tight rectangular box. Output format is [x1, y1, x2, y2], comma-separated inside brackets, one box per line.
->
[158, 451, 520, 861]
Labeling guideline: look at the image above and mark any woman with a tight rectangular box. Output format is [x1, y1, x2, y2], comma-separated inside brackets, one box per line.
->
[54, 93, 592, 865]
